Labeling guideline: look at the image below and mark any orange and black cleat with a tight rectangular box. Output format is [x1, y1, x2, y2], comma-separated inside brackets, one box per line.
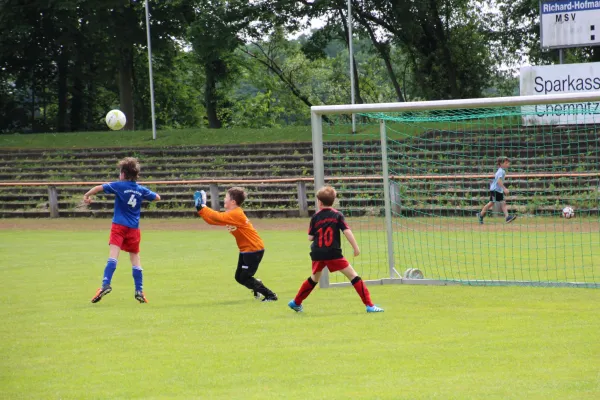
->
[135, 291, 148, 303]
[91, 285, 112, 303]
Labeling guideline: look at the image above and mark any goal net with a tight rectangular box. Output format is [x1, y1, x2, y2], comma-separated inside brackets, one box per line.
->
[311, 93, 600, 288]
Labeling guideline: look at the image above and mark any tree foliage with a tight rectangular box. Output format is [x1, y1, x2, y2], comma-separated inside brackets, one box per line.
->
[2, 0, 594, 133]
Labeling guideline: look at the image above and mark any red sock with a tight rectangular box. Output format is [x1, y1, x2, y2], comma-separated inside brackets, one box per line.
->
[351, 277, 373, 307]
[294, 277, 317, 305]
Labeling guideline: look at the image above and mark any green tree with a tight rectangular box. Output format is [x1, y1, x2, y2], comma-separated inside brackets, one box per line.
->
[0, 0, 195, 132]
[0, 0, 65, 130]
[353, 0, 494, 99]
[189, 0, 256, 128]
[134, 49, 205, 129]
[86, 0, 195, 130]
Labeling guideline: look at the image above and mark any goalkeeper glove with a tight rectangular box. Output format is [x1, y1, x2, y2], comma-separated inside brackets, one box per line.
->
[194, 190, 207, 211]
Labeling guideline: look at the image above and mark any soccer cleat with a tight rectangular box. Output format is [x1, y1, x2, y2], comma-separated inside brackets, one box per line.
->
[366, 305, 384, 313]
[252, 279, 263, 300]
[135, 291, 148, 303]
[261, 293, 278, 302]
[506, 215, 517, 224]
[477, 212, 484, 225]
[288, 300, 303, 312]
[91, 285, 112, 303]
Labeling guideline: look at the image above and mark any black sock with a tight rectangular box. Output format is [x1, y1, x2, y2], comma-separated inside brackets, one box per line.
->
[253, 278, 274, 297]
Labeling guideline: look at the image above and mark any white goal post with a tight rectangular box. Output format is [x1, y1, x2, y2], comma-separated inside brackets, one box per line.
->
[311, 91, 600, 289]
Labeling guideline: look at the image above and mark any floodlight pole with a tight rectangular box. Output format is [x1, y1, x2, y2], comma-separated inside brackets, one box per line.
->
[347, 0, 356, 134]
[145, 0, 157, 140]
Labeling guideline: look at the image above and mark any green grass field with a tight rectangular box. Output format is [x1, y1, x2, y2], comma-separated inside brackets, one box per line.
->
[0, 126, 313, 150]
[1, 219, 599, 399]
[326, 216, 600, 285]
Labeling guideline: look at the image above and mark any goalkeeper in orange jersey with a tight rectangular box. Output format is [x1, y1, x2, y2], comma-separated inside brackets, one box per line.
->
[194, 187, 278, 302]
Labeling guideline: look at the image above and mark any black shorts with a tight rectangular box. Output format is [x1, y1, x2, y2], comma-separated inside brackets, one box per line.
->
[490, 191, 504, 202]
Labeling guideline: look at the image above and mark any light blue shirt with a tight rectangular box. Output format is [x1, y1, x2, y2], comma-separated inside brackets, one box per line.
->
[490, 168, 506, 193]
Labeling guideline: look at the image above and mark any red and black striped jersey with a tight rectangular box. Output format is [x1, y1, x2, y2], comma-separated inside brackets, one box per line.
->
[308, 207, 350, 261]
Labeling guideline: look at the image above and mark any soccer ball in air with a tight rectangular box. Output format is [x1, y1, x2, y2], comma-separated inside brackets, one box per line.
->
[105, 109, 126, 131]
[562, 206, 575, 219]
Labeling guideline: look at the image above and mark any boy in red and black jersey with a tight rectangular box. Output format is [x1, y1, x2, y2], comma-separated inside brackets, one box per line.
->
[288, 186, 384, 313]
[308, 205, 348, 261]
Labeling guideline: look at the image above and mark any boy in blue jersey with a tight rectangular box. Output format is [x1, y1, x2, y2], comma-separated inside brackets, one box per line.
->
[84, 157, 160, 303]
[477, 157, 516, 224]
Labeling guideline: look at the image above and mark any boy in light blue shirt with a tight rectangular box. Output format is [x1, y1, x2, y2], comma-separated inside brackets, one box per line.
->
[477, 157, 516, 224]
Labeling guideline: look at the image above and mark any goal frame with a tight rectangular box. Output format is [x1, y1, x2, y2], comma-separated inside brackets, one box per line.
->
[311, 92, 600, 289]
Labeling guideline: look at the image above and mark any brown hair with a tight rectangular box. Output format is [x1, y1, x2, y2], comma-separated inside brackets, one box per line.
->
[118, 157, 140, 181]
[227, 187, 246, 206]
[316, 186, 336, 207]
[497, 156, 509, 166]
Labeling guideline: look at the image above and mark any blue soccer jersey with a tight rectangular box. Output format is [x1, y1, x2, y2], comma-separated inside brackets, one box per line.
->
[102, 181, 157, 228]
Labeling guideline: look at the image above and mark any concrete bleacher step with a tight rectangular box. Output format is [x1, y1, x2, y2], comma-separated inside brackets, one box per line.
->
[0, 143, 315, 161]
[2, 139, 596, 163]
[0, 159, 318, 173]
[2, 153, 315, 168]
[1, 130, 597, 218]
[2, 163, 598, 181]
[0, 179, 595, 192]
[5, 151, 598, 171]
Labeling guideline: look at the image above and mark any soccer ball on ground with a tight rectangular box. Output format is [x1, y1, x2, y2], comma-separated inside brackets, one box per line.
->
[105, 109, 126, 131]
[562, 206, 575, 219]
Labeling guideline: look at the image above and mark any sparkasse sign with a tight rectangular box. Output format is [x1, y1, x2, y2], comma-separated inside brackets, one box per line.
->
[520, 62, 600, 125]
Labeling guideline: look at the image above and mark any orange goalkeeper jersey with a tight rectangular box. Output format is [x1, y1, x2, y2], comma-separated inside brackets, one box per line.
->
[198, 206, 264, 253]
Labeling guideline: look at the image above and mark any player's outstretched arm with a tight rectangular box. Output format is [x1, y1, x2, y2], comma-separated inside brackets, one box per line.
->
[83, 185, 104, 204]
[193, 190, 241, 227]
[343, 229, 360, 257]
[199, 206, 243, 226]
[153, 194, 161, 201]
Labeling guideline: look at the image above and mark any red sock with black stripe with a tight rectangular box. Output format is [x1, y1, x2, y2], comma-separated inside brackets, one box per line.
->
[294, 277, 317, 305]
[351, 276, 373, 307]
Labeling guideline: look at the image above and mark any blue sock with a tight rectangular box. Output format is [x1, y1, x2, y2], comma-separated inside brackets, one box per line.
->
[132, 266, 143, 292]
[102, 258, 117, 287]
